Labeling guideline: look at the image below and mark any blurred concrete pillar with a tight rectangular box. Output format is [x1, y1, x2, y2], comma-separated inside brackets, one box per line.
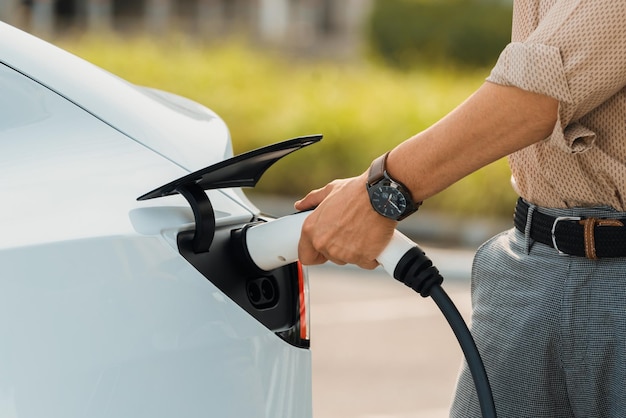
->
[258, 0, 288, 42]
[146, 0, 171, 33]
[345, 0, 373, 31]
[86, 0, 113, 32]
[292, 0, 317, 47]
[31, 0, 55, 36]
[197, 0, 222, 35]
[0, 0, 21, 25]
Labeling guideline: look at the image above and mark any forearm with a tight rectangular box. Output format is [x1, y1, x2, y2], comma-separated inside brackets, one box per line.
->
[386, 81, 558, 202]
[295, 81, 558, 268]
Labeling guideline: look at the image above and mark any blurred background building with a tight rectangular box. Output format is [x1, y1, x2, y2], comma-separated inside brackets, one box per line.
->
[0, 0, 373, 56]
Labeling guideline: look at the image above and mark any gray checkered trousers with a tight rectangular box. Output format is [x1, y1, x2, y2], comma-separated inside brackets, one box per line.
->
[450, 201, 626, 418]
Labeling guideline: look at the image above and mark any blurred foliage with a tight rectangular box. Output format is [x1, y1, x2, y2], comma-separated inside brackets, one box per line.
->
[367, 0, 513, 69]
[58, 34, 518, 218]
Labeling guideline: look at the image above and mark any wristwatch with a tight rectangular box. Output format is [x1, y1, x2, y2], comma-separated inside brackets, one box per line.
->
[366, 152, 421, 221]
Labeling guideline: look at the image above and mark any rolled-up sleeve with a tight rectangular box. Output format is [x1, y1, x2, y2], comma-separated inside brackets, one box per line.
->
[487, 0, 626, 153]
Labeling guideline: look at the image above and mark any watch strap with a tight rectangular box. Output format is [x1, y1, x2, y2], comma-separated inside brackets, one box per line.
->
[368, 151, 390, 185]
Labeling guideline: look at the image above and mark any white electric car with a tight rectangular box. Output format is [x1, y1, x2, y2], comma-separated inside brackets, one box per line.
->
[0, 21, 315, 417]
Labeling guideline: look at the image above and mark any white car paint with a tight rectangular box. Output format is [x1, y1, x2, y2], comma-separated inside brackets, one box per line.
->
[0, 22, 312, 417]
[0, 20, 231, 173]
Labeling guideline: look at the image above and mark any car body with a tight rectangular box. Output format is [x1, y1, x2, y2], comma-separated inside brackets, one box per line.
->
[0, 21, 312, 417]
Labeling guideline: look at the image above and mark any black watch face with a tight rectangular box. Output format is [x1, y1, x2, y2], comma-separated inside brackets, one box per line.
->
[369, 184, 408, 219]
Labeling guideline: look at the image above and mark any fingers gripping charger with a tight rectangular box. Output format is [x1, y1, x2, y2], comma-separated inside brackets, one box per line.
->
[233, 211, 497, 418]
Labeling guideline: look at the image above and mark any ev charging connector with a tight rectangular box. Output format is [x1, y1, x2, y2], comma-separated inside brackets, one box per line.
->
[233, 211, 497, 418]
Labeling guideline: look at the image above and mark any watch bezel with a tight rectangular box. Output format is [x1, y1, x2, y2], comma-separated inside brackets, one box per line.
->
[366, 152, 422, 221]
[367, 172, 419, 221]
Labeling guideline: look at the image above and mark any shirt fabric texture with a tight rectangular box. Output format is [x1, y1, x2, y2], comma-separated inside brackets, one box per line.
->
[487, 0, 626, 210]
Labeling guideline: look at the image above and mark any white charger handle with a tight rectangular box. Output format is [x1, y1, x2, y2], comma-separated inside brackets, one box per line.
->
[244, 211, 418, 276]
[376, 229, 418, 277]
[245, 212, 308, 271]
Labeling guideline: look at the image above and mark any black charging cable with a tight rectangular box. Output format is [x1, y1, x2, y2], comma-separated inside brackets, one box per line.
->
[232, 211, 496, 416]
[393, 246, 497, 418]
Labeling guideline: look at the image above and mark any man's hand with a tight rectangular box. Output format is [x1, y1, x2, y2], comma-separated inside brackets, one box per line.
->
[295, 172, 397, 269]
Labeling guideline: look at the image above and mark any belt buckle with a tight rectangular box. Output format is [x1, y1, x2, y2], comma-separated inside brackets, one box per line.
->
[551, 216, 581, 255]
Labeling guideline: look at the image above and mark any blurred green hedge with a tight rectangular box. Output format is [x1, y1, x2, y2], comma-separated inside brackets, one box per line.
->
[367, 0, 513, 69]
[59, 34, 518, 219]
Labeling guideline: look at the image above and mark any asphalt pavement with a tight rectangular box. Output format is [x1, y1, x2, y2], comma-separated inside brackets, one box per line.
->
[308, 265, 472, 418]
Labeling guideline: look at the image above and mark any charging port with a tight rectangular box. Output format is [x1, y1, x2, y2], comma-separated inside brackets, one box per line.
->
[247, 277, 279, 309]
[177, 225, 306, 347]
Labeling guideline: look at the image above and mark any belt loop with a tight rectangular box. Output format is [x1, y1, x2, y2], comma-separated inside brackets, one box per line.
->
[578, 218, 624, 260]
[524, 201, 536, 255]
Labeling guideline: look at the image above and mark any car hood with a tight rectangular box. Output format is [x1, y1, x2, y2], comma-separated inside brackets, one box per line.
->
[0, 21, 231, 172]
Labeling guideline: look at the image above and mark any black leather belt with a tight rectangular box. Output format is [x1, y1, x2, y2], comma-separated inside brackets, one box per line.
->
[514, 198, 626, 259]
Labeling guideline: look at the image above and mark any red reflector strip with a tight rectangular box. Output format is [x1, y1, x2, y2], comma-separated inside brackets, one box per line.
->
[297, 261, 309, 341]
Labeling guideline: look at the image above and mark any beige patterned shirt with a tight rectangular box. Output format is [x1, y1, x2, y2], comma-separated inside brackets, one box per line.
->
[487, 0, 626, 210]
